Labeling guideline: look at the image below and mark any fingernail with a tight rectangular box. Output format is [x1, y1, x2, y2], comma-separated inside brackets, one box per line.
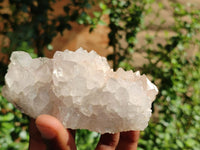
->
[36, 125, 56, 139]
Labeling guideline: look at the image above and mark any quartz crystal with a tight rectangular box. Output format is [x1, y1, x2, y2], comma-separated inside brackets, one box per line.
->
[2, 48, 158, 134]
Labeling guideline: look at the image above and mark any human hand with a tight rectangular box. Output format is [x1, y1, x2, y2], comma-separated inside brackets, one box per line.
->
[29, 114, 140, 150]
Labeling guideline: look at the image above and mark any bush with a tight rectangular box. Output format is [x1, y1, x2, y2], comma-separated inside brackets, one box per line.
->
[0, 87, 29, 150]
[138, 3, 200, 149]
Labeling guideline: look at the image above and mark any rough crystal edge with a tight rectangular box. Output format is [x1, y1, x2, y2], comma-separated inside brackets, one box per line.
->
[2, 48, 159, 133]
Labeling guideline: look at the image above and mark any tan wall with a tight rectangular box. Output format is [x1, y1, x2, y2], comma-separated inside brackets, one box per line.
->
[0, 0, 112, 63]
[1, 0, 199, 65]
[48, 0, 200, 67]
[44, 0, 112, 58]
[134, 0, 200, 66]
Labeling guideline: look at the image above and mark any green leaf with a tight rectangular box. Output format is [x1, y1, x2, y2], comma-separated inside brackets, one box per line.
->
[176, 139, 184, 148]
[0, 113, 14, 122]
[93, 11, 101, 18]
[98, 20, 106, 25]
[99, 2, 107, 10]
[19, 130, 29, 140]
[185, 138, 196, 147]
[47, 44, 53, 51]
[103, 8, 111, 14]
[0, 122, 15, 133]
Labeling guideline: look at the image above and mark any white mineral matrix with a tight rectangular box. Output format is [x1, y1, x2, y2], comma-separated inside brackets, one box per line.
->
[2, 48, 158, 134]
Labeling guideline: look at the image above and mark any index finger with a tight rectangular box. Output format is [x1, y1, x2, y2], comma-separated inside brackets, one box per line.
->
[116, 131, 140, 150]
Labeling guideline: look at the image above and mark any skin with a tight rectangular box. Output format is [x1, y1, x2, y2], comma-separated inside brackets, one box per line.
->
[29, 114, 140, 150]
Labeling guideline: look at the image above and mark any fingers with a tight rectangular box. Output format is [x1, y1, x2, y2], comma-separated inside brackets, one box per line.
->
[29, 114, 76, 150]
[95, 131, 140, 150]
[116, 131, 140, 150]
[29, 118, 46, 150]
[29, 114, 140, 150]
[95, 133, 120, 150]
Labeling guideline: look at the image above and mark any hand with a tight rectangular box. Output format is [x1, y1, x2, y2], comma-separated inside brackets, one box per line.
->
[29, 114, 140, 150]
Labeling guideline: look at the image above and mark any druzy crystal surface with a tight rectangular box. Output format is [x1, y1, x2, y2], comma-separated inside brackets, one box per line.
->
[2, 48, 158, 133]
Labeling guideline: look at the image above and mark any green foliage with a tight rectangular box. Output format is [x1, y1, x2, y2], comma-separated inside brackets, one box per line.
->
[75, 129, 100, 150]
[0, 87, 29, 150]
[137, 2, 200, 150]
[0, 0, 98, 57]
[0, 0, 200, 149]
[105, 0, 147, 70]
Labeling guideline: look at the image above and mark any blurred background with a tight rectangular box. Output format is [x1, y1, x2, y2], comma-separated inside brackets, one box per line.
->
[0, 0, 200, 149]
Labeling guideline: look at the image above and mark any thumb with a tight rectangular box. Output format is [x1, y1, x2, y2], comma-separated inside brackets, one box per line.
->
[36, 114, 76, 150]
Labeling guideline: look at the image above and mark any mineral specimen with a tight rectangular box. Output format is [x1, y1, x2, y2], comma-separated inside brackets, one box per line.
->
[2, 48, 158, 134]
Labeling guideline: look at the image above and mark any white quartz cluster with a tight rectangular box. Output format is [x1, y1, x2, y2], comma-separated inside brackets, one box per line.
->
[2, 48, 158, 133]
